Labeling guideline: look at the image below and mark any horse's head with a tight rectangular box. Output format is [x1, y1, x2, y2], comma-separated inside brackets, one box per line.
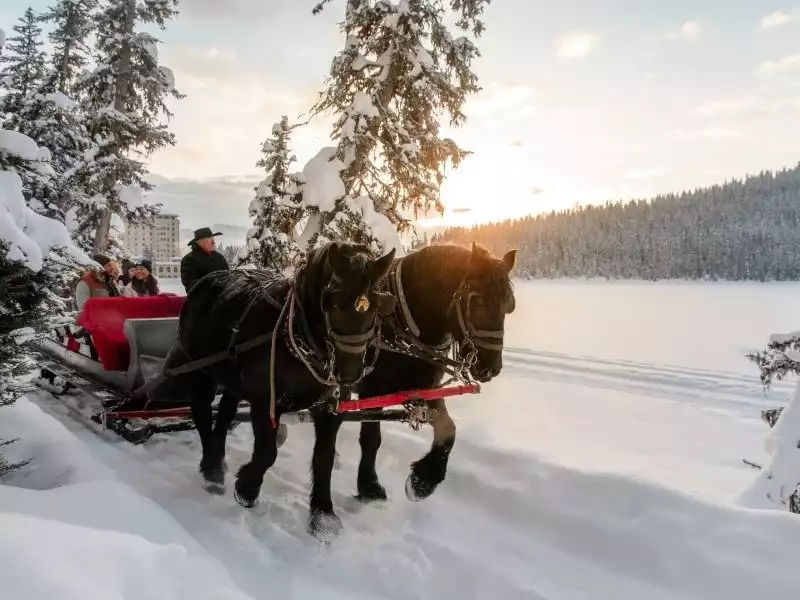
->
[451, 242, 516, 383]
[311, 241, 397, 386]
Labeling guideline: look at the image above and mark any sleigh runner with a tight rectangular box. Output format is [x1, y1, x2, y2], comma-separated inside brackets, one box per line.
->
[27, 290, 481, 445]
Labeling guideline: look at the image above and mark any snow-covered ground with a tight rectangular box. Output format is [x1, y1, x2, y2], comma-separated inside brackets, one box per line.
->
[3, 279, 800, 600]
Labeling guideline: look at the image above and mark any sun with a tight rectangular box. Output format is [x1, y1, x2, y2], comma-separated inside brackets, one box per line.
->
[418, 143, 572, 229]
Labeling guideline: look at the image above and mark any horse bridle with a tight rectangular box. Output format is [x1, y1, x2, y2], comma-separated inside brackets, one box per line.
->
[289, 268, 383, 389]
[449, 274, 506, 353]
[388, 258, 506, 376]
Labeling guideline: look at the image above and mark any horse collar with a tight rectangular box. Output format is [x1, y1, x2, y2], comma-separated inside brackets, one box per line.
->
[392, 258, 421, 338]
[390, 257, 451, 351]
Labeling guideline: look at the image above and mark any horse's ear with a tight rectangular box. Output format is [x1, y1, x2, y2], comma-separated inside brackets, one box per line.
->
[327, 242, 349, 275]
[370, 247, 396, 281]
[375, 291, 396, 316]
[502, 249, 517, 274]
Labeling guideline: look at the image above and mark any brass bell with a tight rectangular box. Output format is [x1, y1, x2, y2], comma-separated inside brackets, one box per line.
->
[354, 295, 370, 312]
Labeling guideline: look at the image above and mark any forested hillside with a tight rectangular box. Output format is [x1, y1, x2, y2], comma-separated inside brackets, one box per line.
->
[434, 163, 800, 281]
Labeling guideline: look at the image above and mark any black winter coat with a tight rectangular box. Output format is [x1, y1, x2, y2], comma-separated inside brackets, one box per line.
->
[180, 247, 229, 293]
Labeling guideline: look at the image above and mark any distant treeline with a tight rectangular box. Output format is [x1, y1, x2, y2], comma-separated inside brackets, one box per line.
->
[433, 163, 800, 281]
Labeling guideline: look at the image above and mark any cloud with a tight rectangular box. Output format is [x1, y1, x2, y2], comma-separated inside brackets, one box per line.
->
[691, 98, 753, 117]
[150, 43, 332, 180]
[622, 168, 665, 180]
[164, 46, 240, 84]
[467, 83, 537, 117]
[759, 10, 798, 31]
[756, 53, 800, 75]
[143, 174, 261, 234]
[668, 127, 746, 142]
[555, 31, 599, 60]
[643, 21, 702, 42]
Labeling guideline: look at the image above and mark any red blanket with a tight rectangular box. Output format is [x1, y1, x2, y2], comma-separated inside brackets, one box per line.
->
[76, 295, 186, 371]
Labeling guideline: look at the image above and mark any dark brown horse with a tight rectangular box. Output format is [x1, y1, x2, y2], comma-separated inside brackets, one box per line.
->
[303, 242, 516, 537]
[161, 241, 396, 536]
[355, 242, 516, 503]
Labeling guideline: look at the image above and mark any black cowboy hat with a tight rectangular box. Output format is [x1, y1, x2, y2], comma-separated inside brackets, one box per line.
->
[187, 226, 223, 246]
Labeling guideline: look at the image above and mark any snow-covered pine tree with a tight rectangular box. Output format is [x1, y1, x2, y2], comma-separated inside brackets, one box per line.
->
[240, 116, 305, 272]
[42, 0, 97, 97]
[2, 1, 100, 226]
[0, 7, 64, 221]
[17, 0, 102, 248]
[300, 0, 489, 252]
[0, 123, 89, 425]
[0, 7, 47, 118]
[75, 0, 182, 254]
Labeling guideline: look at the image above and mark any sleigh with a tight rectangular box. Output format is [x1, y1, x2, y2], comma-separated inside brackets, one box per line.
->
[27, 294, 479, 444]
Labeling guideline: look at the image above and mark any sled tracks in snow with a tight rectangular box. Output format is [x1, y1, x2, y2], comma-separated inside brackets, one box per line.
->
[501, 346, 789, 411]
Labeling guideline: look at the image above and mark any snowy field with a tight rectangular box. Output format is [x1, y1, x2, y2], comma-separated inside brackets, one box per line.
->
[3, 279, 800, 599]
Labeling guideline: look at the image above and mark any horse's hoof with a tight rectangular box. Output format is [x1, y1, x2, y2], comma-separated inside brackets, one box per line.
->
[405, 472, 436, 502]
[307, 508, 343, 541]
[356, 480, 388, 503]
[202, 479, 226, 495]
[233, 478, 259, 508]
[199, 463, 225, 495]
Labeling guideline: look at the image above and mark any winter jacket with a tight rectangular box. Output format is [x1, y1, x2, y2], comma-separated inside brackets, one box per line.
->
[74, 271, 120, 310]
[122, 275, 160, 298]
[180, 247, 229, 293]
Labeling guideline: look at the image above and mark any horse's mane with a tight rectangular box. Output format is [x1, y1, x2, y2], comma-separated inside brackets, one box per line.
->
[411, 242, 514, 306]
[204, 269, 290, 313]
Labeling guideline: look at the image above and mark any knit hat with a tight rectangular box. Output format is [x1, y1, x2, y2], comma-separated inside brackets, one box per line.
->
[135, 259, 153, 273]
[121, 258, 136, 272]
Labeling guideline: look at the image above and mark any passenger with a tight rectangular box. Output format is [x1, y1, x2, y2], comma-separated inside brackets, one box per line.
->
[180, 226, 229, 293]
[119, 258, 136, 287]
[122, 260, 160, 297]
[74, 254, 121, 310]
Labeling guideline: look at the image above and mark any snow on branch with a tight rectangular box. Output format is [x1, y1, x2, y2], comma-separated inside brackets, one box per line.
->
[0, 131, 91, 272]
[746, 331, 800, 388]
[739, 331, 800, 512]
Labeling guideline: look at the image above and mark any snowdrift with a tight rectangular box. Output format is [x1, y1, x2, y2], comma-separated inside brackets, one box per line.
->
[3, 350, 800, 599]
[0, 398, 253, 600]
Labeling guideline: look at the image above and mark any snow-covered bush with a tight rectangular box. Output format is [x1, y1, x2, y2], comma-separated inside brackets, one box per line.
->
[739, 332, 800, 513]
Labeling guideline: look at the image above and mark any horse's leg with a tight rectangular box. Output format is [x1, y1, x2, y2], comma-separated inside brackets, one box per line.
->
[191, 372, 225, 494]
[308, 409, 345, 538]
[234, 397, 279, 508]
[406, 398, 455, 501]
[212, 390, 239, 473]
[356, 419, 387, 502]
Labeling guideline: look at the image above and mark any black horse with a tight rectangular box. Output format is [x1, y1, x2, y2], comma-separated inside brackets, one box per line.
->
[350, 242, 517, 505]
[162, 241, 396, 534]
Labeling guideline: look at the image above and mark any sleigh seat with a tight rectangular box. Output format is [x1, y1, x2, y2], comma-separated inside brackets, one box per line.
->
[76, 295, 186, 372]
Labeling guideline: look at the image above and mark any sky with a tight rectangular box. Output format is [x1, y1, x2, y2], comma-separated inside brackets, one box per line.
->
[2, 0, 800, 238]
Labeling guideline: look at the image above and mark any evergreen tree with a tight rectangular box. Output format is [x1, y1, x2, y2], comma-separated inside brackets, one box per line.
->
[76, 0, 183, 254]
[0, 7, 63, 220]
[0, 7, 47, 118]
[0, 126, 88, 411]
[298, 0, 489, 252]
[41, 0, 97, 97]
[434, 163, 800, 281]
[1, 2, 99, 228]
[240, 116, 304, 272]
